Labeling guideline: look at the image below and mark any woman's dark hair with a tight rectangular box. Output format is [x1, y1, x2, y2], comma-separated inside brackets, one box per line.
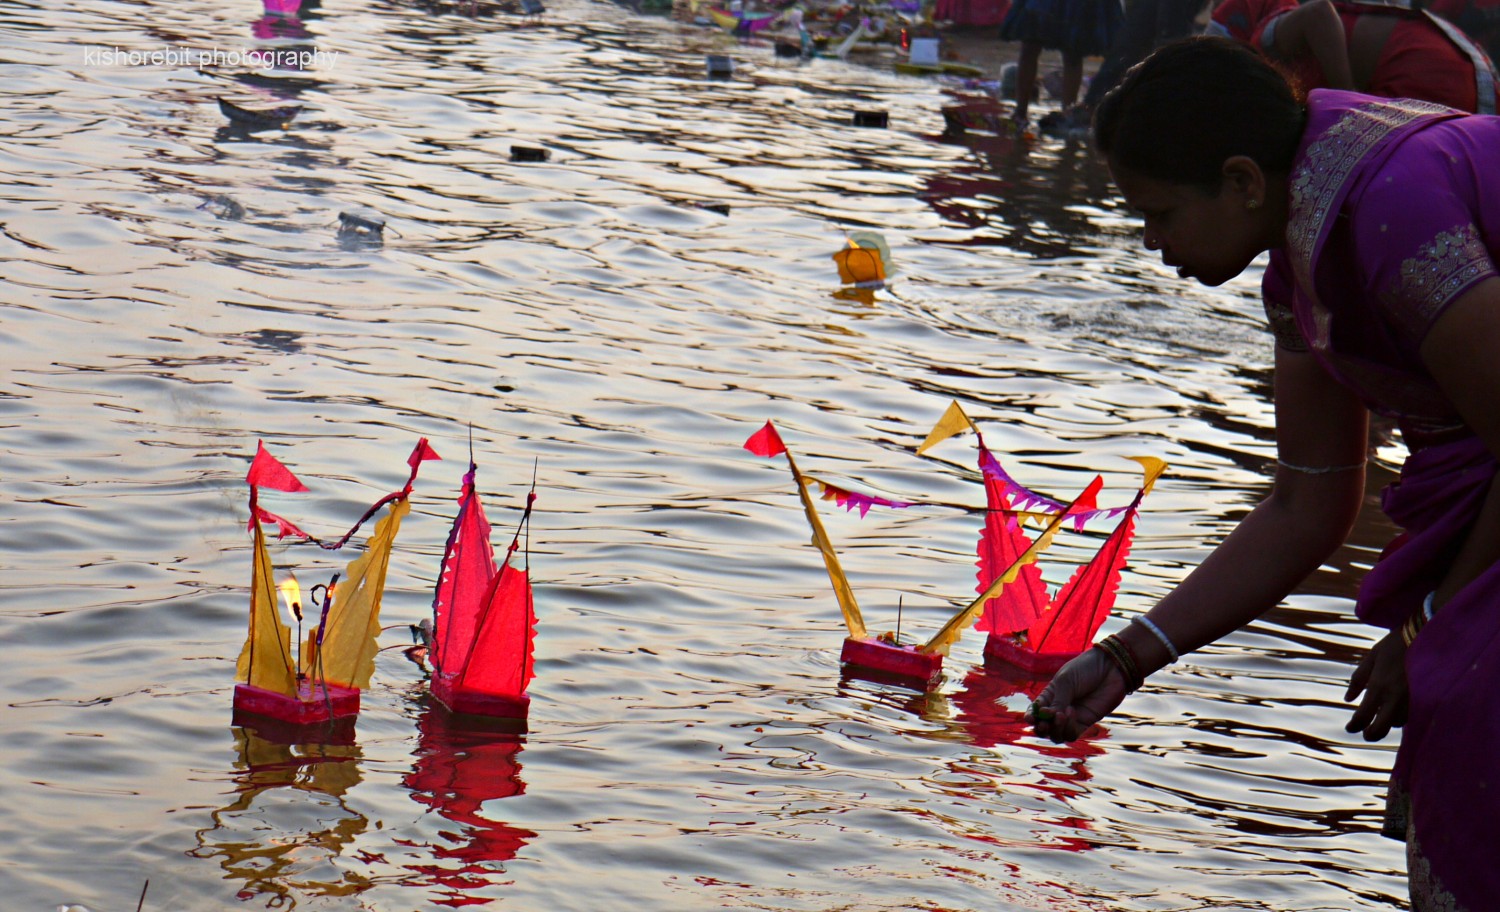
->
[1094, 37, 1306, 192]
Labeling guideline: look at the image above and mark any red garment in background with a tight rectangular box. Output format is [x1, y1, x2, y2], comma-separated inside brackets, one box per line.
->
[1209, 0, 1489, 111]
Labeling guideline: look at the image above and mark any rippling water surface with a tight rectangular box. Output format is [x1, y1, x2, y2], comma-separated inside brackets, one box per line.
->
[1, 0, 1410, 908]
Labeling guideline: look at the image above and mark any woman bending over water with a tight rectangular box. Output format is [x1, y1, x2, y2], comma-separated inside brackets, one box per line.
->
[1030, 37, 1500, 911]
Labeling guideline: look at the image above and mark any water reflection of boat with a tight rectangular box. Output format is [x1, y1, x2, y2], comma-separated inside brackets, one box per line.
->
[400, 706, 536, 906]
[189, 725, 369, 903]
[950, 664, 1106, 852]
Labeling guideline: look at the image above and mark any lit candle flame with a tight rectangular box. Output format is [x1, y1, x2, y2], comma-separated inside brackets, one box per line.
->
[279, 574, 303, 622]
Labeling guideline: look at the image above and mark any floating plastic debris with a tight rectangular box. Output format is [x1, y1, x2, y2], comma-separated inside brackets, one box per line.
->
[338, 211, 385, 239]
[218, 97, 301, 129]
[705, 54, 734, 78]
[197, 194, 245, 220]
[832, 230, 892, 288]
[908, 36, 939, 65]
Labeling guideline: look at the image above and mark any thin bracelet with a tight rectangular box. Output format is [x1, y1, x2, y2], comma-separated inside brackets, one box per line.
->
[1132, 616, 1180, 663]
[1422, 590, 1438, 621]
[1276, 458, 1366, 475]
[1095, 634, 1143, 693]
[1400, 611, 1424, 648]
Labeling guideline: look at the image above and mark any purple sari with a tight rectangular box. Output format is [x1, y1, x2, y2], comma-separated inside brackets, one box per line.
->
[1262, 90, 1500, 910]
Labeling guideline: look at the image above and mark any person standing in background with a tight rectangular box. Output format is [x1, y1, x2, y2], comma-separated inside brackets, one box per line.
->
[999, 0, 1123, 126]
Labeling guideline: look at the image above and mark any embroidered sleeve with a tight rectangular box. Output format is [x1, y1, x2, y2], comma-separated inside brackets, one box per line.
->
[1377, 223, 1494, 340]
[1262, 249, 1308, 351]
[1350, 150, 1498, 345]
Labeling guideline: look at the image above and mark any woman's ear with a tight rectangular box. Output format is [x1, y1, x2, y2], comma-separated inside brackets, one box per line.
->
[1222, 155, 1268, 206]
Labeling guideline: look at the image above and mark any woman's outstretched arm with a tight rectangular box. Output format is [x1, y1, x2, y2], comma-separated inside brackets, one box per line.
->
[1032, 344, 1369, 742]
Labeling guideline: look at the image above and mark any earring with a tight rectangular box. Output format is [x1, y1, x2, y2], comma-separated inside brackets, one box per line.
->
[1247, 199, 1261, 210]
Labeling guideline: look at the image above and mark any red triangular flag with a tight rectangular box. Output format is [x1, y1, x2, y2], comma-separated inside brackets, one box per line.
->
[1065, 476, 1103, 516]
[744, 422, 786, 458]
[247, 441, 309, 492]
[408, 437, 442, 468]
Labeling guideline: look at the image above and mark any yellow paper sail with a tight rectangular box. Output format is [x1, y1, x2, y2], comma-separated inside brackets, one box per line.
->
[916, 400, 977, 455]
[787, 450, 868, 640]
[306, 498, 410, 690]
[920, 477, 1100, 656]
[235, 520, 298, 696]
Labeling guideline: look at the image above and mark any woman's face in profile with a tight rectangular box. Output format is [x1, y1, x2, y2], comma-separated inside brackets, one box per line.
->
[1109, 162, 1268, 287]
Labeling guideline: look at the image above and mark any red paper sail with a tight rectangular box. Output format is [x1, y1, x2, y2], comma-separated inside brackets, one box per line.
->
[430, 463, 537, 719]
[975, 448, 1161, 675]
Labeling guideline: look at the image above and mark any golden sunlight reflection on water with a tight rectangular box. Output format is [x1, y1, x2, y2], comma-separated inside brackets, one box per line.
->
[0, 0, 1407, 907]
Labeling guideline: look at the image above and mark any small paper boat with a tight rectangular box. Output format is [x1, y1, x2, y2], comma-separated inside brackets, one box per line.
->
[428, 460, 537, 721]
[233, 439, 439, 729]
[919, 401, 1165, 677]
[746, 421, 1086, 688]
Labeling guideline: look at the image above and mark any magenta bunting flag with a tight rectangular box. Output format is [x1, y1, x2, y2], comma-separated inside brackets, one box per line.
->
[979, 447, 1126, 530]
[814, 480, 914, 518]
[251, 505, 312, 540]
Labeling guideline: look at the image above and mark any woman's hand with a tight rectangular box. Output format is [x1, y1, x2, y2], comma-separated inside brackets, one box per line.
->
[1344, 630, 1408, 741]
[1028, 647, 1129, 743]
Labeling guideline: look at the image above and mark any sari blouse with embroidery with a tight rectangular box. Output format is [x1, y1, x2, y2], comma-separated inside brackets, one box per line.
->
[1262, 92, 1500, 910]
[1263, 90, 1500, 447]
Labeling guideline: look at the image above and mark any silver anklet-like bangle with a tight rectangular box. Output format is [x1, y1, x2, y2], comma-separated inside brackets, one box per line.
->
[1132, 616, 1180, 663]
[1276, 458, 1365, 475]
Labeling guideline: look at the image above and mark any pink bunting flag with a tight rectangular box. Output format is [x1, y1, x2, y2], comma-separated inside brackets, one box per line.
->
[815, 481, 913, 518]
[744, 422, 787, 458]
[247, 440, 309, 492]
[979, 446, 1126, 530]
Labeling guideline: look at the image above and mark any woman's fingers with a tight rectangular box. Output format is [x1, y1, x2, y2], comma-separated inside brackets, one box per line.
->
[1029, 649, 1124, 743]
[1345, 631, 1408, 740]
[1358, 687, 1408, 741]
[1344, 650, 1374, 702]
